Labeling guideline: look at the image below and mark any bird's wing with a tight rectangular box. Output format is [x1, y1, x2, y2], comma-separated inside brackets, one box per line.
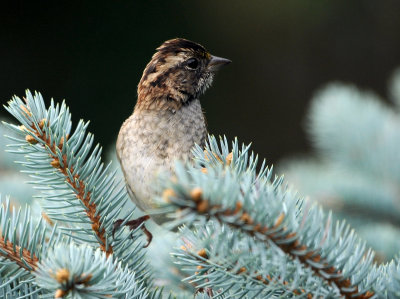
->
[125, 181, 139, 204]
[116, 145, 139, 204]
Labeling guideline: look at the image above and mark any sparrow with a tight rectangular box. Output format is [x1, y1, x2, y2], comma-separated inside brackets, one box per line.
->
[114, 38, 231, 245]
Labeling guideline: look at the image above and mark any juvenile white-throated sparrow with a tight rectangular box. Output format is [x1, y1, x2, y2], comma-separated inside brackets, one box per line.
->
[115, 38, 231, 245]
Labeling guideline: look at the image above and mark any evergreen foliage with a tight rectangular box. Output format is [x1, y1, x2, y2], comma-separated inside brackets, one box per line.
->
[34, 243, 147, 298]
[280, 69, 400, 261]
[157, 137, 380, 298]
[0, 196, 58, 297]
[1, 92, 154, 298]
[0, 89, 399, 298]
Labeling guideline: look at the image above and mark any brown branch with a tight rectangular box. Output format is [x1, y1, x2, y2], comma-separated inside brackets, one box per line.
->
[0, 236, 38, 271]
[21, 105, 113, 257]
[172, 187, 375, 299]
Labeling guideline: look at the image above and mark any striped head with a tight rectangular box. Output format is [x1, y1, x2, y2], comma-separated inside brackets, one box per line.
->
[136, 38, 231, 112]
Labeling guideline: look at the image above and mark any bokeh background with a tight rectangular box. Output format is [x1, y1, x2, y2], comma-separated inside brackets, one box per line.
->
[2, 1, 400, 163]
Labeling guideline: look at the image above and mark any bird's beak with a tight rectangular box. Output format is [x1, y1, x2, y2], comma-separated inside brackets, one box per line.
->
[208, 55, 231, 71]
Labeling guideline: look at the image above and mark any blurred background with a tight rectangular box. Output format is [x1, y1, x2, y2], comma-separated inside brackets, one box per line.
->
[2, 1, 400, 262]
[1, 0, 400, 162]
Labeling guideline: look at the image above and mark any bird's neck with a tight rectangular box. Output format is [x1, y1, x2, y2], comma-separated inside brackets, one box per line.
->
[134, 98, 204, 123]
[136, 77, 198, 113]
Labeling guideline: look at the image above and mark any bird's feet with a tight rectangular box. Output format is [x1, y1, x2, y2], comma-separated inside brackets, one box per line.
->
[112, 215, 153, 248]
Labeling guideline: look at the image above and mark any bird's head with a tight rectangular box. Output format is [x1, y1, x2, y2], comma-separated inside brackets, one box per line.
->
[136, 38, 231, 112]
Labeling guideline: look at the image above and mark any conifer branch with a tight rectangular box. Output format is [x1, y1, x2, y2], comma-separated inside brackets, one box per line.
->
[0, 236, 38, 272]
[34, 243, 148, 298]
[177, 244, 315, 298]
[31, 123, 111, 256]
[172, 221, 335, 297]
[6, 97, 112, 255]
[3, 91, 151, 277]
[180, 195, 373, 298]
[283, 81, 400, 262]
[0, 195, 60, 297]
[160, 136, 378, 298]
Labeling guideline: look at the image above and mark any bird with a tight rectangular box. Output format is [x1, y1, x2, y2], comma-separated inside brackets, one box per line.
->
[114, 38, 231, 245]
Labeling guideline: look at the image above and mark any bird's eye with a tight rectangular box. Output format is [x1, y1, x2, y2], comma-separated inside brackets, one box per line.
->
[186, 58, 199, 69]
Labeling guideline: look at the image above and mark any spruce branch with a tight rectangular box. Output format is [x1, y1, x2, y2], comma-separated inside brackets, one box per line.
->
[173, 223, 329, 298]
[0, 236, 38, 272]
[0, 190, 153, 298]
[159, 136, 378, 298]
[280, 79, 400, 262]
[0, 279, 40, 299]
[384, 259, 400, 297]
[3, 91, 150, 279]
[0, 198, 41, 272]
[34, 243, 148, 298]
[4, 93, 112, 255]
[308, 83, 400, 182]
[0, 195, 59, 297]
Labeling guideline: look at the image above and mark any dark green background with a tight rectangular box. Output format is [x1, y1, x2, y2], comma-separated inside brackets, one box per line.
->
[1, 1, 400, 163]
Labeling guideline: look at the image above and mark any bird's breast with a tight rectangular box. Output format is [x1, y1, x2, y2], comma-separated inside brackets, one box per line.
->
[117, 99, 207, 211]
